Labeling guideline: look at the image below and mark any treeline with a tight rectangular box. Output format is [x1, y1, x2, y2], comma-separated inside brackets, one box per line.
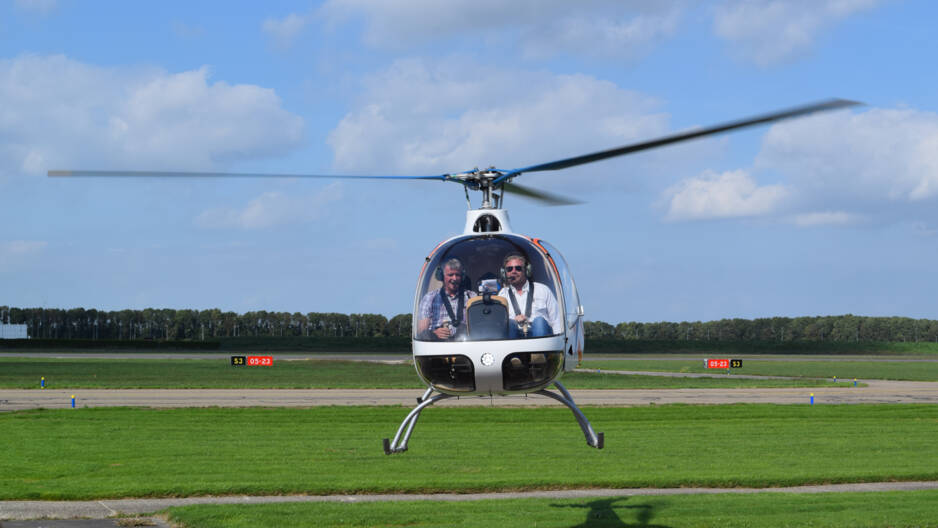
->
[584, 315, 938, 343]
[0, 306, 412, 340]
[2, 306, 936, 344]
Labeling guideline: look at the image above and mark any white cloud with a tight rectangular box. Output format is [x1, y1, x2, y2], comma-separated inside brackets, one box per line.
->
[320, 0, 686, 59]
[713, 0, 883, 66]
[520, 5, 683, 59]
[663, 169, 790, 220]
[757, 107, 938, 204]
[327, 58, 669, 176]
[0, 240, 47, 272]
[1, 240, 47, 256]
[0, 55, 304, 177]
[172, 21, 205, 40]
[195, 183, 343, 230]
[262, 12, 314, 48]
[788, 211, 857, 227]
[668, 106, 938, 227]
[357, 238, 399, 251]
[14, 0, 57, 14]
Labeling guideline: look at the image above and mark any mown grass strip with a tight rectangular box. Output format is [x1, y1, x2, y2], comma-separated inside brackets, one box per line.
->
[164, 490, 938, 528]
[561, 371, 849, 389]
[586, 339, 938, 356]
[0, 358, 845, 389]
[588, 358, 938, 381]
[0, 358, 422, 389]
[11, 338, 938, 355]
[3, 405, 937, 500]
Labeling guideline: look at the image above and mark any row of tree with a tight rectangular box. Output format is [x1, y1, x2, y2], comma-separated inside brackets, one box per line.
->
[2, 306, 936, 343]
[583, 315, 938, 343]
[0, 306, 411, 340]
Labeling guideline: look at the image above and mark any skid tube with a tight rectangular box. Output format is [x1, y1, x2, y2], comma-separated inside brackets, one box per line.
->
[535, 380, 604, 449]
[383, 387, 455, 454]
[383, 381, 604, 454]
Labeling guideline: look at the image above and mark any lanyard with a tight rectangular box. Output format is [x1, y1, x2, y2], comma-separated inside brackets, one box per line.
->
[507, 282, 534, 319]
[439, 288, 464, 327]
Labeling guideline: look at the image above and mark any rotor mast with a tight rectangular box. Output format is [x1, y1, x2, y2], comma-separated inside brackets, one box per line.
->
[479, 168, 501, 209]
[450, 167, 504, 210]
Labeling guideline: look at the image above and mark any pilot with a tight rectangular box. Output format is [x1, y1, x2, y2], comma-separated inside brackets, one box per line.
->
[498, 253, 562, 338]
[417, 258, 474, 340]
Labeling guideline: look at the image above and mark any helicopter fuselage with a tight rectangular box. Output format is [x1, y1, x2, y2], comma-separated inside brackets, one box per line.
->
[411, 208, 584, 397]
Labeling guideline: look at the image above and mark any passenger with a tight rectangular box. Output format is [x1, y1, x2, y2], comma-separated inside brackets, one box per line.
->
[497, 253, 562, 338]
[416, 258, 474, 340]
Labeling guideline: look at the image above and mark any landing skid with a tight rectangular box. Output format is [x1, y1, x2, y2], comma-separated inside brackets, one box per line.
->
[383, 387, 454, 454]
[382, 381, 604, 454]
[535, 380, 604, 449]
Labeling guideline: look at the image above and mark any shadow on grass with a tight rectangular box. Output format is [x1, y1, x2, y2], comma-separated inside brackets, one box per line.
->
[552, 497, 671, 527]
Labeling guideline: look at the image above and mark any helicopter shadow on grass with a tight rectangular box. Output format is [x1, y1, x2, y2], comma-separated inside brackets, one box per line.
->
[550, 497, 671, 528]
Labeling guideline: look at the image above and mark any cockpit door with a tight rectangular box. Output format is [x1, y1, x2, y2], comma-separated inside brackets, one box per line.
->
[536, 240, 583, 371]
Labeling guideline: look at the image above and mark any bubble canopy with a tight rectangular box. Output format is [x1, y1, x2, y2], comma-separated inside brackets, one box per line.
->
[413, 234, 565, 342]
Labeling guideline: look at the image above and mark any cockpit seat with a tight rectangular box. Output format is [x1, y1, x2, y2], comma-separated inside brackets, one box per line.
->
[466, 294, 509, 340]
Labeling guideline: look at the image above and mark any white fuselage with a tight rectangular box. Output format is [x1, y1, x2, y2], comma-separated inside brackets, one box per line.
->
[410, 208, 584, 396]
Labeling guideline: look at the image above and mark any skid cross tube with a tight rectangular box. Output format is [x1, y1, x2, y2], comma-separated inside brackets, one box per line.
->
[535, 380, 604, 449]
[383, 389, 455, 454]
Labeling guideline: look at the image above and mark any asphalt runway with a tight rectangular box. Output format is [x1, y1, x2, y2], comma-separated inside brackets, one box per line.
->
[2, 377, 938, 412]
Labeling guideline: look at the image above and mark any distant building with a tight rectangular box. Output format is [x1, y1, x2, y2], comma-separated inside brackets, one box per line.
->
[0, 324, 28, 339]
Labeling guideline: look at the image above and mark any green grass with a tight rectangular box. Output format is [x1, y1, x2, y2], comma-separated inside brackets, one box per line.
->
[165, 491, 938, 528]
[11, 337, 938, 355]
[217, 336, 411, 352]
[586, 339, 938, 355]
[3, 405, 938, 500]
[588, 359, 938, 381]
[561, 371, 851, 389]
[0, 358, 422, 389]
[0, 336, 411, 352]
[0, 358, 848, 389]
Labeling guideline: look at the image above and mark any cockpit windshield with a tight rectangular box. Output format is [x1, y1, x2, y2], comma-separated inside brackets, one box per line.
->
[414, 235, 564, 342]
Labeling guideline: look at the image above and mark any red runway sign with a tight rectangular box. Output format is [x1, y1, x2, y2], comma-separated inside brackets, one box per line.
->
[706, 359, 743, 369]
[231, 355, 274, 367]
[247, 356, 274, 366]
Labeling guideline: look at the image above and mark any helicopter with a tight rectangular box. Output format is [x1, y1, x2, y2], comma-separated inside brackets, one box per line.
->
[50, 98, 859, 454]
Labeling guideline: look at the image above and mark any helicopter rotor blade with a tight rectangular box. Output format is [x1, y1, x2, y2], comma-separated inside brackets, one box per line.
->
[502, 182, 582, 206]
[48, 170, 451, 181]
[501, 98, 861, 179]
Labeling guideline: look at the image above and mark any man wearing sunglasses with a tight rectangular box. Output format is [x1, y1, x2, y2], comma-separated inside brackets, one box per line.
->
[417, 258, 474, 340]
[498, 253, 561, 338]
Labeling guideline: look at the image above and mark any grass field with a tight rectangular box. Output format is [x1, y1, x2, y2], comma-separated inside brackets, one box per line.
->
[3, 405, 937, 500]
[163, 490, 938, 528]
[587, 358, 938, 381]
[9, 337, 938, 355]
[0, 358, 850, 389]
[585, 339, 938, 356]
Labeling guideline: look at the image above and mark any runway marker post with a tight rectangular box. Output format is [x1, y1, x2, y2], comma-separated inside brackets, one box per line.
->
[810, 393, 815, 405]
[854, 378, 857, 387]
[40, 377, 44, 389]
[71, 395, 75, 408]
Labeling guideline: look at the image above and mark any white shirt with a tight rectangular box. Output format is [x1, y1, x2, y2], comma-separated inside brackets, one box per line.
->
[498, 280, 563, 334]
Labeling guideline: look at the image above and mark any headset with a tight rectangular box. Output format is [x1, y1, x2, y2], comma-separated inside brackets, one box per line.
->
[435, 257, 469, 287]
[499, 253, 532, 284]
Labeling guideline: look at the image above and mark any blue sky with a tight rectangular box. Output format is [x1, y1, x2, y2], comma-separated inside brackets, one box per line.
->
[2, 0, 938, 323]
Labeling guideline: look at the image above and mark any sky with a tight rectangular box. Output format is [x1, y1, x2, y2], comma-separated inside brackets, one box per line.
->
[2, 0, 938, 324]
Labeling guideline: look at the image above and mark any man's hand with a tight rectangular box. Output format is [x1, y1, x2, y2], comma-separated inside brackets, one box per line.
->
[514, 314, 528, 325]
[433, 326, 452, 340]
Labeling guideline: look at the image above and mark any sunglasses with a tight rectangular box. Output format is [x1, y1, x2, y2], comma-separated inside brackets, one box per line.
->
[505, 265, 525, 272]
